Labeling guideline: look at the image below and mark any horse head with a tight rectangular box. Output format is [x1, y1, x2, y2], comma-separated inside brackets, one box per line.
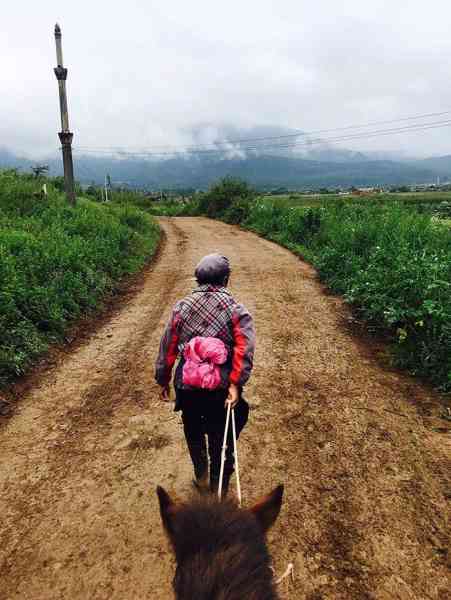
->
[157, 485, 284, 600]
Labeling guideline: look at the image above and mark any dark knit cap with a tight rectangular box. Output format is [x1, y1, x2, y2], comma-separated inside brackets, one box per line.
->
[195, 253, 230, 284]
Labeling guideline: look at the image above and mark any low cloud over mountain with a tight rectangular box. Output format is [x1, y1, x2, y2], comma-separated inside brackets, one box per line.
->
[2, 123, 450, 190]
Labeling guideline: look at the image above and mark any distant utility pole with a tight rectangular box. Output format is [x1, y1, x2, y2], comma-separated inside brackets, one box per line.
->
[104, 174, 109, 202]
[53, 23, 76, 206]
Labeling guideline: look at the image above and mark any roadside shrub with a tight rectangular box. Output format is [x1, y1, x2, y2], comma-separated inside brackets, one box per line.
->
[285, 203, 450, 390]
[281, 207, 324, 244]
[223, 197, 254, 224]
[197, 177, 255, 218]
[180, 199, 202, 216]
[0, 170, 160, 385]
[245, 203, 287, 237]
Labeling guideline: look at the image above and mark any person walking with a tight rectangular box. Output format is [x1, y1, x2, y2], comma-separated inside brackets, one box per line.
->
[155, 253, 255, 496]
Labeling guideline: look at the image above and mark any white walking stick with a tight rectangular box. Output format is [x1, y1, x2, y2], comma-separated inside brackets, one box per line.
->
[218, 401, 242, 506]
[231, 405, 242, 506]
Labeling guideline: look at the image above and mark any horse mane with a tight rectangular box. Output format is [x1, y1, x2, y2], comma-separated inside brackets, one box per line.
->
[168, 493, 279, 600]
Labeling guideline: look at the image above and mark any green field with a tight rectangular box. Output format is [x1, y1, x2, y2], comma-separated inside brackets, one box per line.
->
[259, 191, 451, 217]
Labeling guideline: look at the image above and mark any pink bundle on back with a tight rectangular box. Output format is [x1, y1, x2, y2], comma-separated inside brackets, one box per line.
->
[182, 337, 228, 390]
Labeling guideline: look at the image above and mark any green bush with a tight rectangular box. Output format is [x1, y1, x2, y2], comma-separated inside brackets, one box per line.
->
[197, 177, 255, 218]
[248, 200, 451, 391]
[0, 171, 160, 385]
[223, 197, 255, 224]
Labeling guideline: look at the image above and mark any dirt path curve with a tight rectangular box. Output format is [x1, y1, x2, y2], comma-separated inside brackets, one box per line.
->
[0, 217, 449, 600]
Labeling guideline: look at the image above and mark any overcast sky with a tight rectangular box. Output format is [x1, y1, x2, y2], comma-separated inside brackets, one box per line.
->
[2, 0, 451, 158]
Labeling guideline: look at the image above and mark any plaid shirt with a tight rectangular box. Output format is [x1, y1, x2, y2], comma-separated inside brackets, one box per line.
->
[155, 285, 255, 389]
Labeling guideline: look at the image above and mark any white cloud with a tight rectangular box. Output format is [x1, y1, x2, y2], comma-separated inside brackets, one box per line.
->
[1, 0, 451, 157]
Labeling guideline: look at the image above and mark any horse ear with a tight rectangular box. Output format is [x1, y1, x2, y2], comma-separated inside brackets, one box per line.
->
[249, 485, 284, 533]
[156, 486, 179, 539]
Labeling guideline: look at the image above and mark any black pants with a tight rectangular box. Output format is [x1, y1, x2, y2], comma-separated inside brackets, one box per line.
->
[176, 388, 249, 492]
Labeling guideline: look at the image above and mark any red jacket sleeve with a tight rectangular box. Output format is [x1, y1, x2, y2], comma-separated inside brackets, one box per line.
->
[155, 307, 181, 386]
[229, 304, 255, 387]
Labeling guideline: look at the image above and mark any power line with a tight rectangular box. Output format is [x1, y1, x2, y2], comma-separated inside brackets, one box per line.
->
[72, 109, 451, 154]
[72, 118, 451, 158]
[244, 119, 451, 152]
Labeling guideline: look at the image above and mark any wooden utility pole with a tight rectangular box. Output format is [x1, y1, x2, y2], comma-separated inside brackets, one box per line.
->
[54, 23, 76, 205]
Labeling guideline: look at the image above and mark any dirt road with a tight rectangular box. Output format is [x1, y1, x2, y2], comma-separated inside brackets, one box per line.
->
[0, 217, 449, 599]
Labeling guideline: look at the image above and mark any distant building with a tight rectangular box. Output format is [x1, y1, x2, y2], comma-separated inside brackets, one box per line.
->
[351, 187, 380, 196]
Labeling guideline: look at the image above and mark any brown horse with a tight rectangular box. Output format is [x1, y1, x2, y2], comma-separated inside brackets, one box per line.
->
[157, 485, 284, 600]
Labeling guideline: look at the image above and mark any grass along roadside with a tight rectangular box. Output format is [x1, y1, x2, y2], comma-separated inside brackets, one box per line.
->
[0, 171, 160, 387]
[248, 201, 450, 392]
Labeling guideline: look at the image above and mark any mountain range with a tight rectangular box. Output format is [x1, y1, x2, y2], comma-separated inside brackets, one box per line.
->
[2, 124, 451, 190]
